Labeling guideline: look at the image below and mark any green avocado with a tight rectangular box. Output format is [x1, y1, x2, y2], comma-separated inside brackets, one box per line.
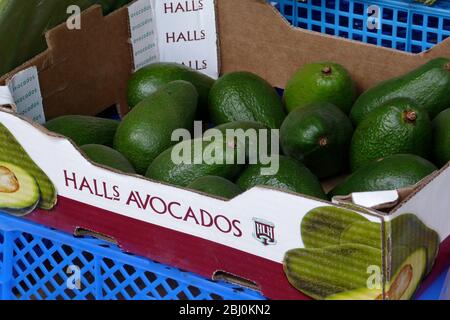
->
[45, 115, 119, 147]
[208, 71, 286, 129]
[146, 137, 242, 187]
[80, 144, 135, 174]
[350, 58, 450, 125]
[280, 103, 354, 178]
[127, 62, 214, 116]
[0, 123, 56, 210]
[0, 162, 40, 216]
[432, 108, 450, 167]
[301, 206, 369, 248]
[236, 156, 327, 200]
[330, 154, 437, 197]
[206, 121, 278, 163]
[284, 244, 382, 300]
[283, 62, 356, 114]
[350, 98, 432, 171]
[114, 81, 198, 174]
[187, 176, 243, 200]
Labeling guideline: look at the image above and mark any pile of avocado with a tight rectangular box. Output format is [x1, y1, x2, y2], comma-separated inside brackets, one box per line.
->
[43, 58, 449, 202]
[284, 207, 440, 300]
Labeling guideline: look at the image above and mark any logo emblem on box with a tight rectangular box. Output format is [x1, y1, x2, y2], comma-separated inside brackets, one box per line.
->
[253, 218, 276, 246]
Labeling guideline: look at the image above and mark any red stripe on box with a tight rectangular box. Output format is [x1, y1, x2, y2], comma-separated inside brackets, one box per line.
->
[26, 196, 450, 300]
[27, 196, 310, 300]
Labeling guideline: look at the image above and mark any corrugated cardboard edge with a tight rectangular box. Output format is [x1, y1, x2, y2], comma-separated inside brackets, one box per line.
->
[217, 0, 450, 91]
[0, 5, 133, 120]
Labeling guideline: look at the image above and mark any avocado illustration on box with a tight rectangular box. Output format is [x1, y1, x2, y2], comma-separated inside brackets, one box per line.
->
[283, 206, 440, 300]
[0, 123, 57, 215]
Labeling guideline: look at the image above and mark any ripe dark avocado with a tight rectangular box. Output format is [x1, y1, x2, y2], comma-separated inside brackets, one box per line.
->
[284, 62, 356, 114]
[208, 72, 286, 129]
[432, 108, 450, 167]
[236, 156, 327, 200]
[350, 98, 432, 171]
[280, 103, 353, 178]
[187, 176, 243, 200]
[350, 58, 450, 125]
[80, 144, 136, 174]
[127, 62, 214, 114]
[146, 138, 242, 187]
[330, 154, 437, 197]
[44, 115, 119, 147]
[0, 162, 40, 216]
[114, 81, 198, 175]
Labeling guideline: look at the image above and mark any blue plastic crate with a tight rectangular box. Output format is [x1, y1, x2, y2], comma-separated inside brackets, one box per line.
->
[270, 0, 450, 53]
[0, 212, 264, 300]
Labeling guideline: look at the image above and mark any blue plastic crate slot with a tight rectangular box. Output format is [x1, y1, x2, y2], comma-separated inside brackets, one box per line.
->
[270, 0, 450, 53]
[0, 212, 264, 300]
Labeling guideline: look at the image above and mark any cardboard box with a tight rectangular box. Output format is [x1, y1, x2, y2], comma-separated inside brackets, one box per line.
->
[0, 0, 449, 299]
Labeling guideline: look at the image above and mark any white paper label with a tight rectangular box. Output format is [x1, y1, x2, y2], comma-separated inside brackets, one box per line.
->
[7, 67, 46, 124]
[128, 0, 219, 79]
[128, 0, 159, 70]
[0, 86, 14, 106]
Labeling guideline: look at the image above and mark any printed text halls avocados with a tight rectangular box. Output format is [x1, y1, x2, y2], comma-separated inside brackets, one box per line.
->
[63, 171, 243, 237]
[163, 0, 208, 71]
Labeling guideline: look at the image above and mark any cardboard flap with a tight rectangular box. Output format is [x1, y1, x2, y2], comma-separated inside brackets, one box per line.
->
[0, 5, 133, 120]
[217, 0, 450, 91]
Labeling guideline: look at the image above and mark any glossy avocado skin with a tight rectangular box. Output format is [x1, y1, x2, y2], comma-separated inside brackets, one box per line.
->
[280, 103, 353, 178]
[80, 144, 136, 174]
[146, 138, 242, 187]
[330, 154, 437, 197]
[45, 115, 119, 147]
[208, 72, 286, 129]
[114, 81, 198, 175]
[283, 62, 356, 114]
[350, 98, 432, 171]
[187, 176, 243, 200]
[432, 108, 450, 168]
[350, 58, 450, 125]
[236, 156, 327, 200]
[127, 62, 214, 114]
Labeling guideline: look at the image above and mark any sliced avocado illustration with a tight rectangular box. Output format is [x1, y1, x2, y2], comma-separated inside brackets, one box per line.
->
[301, 206, 368, 248]
[283, 244, 382, 300]
[386, 248, 427, 300]
[325, 249, 426, 300]
[340, 220, 383, 249]
[339, 214, 439, 275]
[0, 123, 56, 210]
[0, 162, 40, 216]
[326, 287, 382, 300]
